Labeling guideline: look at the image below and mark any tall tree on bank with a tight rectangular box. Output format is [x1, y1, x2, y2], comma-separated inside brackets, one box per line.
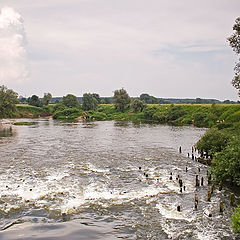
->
[62, 94, 79, 108]
[228, 17, 240, 96]
[113, 88, 131, 112]
[82, 93, 98, 110]
[28, 95, 42, 107]
[0, 85, 19, 118]
[42, 93, 52, 106]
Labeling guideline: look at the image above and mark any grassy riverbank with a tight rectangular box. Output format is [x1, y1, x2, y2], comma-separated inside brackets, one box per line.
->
[15, 103, 240, 127]
[15, 104, 54, 118]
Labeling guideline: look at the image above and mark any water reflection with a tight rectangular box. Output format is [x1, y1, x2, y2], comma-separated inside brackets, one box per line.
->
[0, 126, 13, 138]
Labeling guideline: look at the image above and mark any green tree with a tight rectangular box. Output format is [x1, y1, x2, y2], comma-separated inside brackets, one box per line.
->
[130, 98, 146, 112]
[228, 17, 240, 96]
[82, 93, 98, 110]
[62, 94, 79, 108]
[113, 88, 131, 112]
[140, 93, 158, 104]
[92, 93, 101, 104]
[41, 93, 52, 106]
[27, 95, 42, 107]
[101, 97, 111, 104]
[0, 85, 18, 118]
[212, 136, 240, 185]
[195, 98, 203, 104]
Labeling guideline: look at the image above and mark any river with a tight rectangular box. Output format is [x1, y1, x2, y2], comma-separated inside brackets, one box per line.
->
[0, 119, 237, 239]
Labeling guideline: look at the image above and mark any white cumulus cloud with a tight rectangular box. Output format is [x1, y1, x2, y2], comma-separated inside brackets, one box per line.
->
[0, 7, 29, 84]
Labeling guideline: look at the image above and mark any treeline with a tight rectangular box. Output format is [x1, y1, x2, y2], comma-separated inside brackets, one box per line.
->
[18, 94, 240, 105]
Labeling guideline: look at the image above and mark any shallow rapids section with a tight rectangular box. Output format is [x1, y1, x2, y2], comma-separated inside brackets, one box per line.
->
[0, 119, 237, 239]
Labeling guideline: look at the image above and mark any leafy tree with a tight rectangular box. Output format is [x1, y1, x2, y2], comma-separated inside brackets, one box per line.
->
[130, 98, 146, 112]
[19, 97, 27, 104]
[195, 98, 203, 104]
[101, 97, 111, 104]
[41, 93, 52, 106]
[82, 93, 98, 110]
[228, 17, 240, 96]
[140, 93, 158, 104]
[27, 95, 42, 107]
[113, 88, 131, 112]
[196, 128, 229, 159]
[62, 94, 79, 108]
[92, 93, 101, 104]
[0, 85, 18, 118]
[212, 136, 240, 185]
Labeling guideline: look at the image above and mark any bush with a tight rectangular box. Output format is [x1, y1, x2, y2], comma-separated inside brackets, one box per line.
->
[196, 128, 229, 158]
[153, 111, 168, 123]
[92, 112, 107, 120]
[143, 106, 158, 119]
[53, 108, 81, 119]
[212, 136, 240, 184]
[226, 110, 240, 123]
[130, 98, 146, 112]
[167, 105, 186, 121]
[232, 206, 240, 233]
[193, 112, 209, 127]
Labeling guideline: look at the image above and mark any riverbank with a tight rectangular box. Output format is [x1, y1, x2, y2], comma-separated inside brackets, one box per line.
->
[15, 103, 240, 127]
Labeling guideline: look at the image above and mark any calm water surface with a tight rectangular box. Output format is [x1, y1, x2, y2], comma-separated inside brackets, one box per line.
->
[0, 119, 237, 239]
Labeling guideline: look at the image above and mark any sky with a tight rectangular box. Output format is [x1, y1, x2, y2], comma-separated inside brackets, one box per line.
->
[0, 0, 239, 100]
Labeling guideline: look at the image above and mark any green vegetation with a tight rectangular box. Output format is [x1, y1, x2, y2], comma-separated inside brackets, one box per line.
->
[0, 85, 19, 118]
[113, 88, 131, 112]
[15, 104, 54, 118]
[62, 94, 79, 108]
[140, 93, 158, 104]
[42, 93, 52, 106]
[82, 93, 98, 110]
[27, 93, 52, 107]
[130, 98, 146, 112]
[228, 17, 240, 96]
[13, 122, 36, 126]
[232, 206, 240, 233]
[196, 128, 229, 159]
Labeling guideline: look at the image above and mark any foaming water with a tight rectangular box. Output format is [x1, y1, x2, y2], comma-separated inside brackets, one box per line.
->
[0, 119, 238, 239]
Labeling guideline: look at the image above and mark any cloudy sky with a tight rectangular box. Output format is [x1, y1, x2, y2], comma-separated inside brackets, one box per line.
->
[0, 0, 239, 100]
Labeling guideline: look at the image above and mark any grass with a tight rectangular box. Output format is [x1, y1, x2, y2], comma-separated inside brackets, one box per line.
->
[13, 122, 36, 126]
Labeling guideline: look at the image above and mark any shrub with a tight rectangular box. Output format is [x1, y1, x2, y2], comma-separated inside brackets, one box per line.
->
[143, 106, 158, 119]
[167, 105, 186, 121]
[212, 136, 240, 184]
[130, 99, 146, 112]
[53, 108, 80, 119]
[193, 112, 209, 127]
[196, 128, 229, 158]
[153, 111, 168, 123]
[232, 205, 240, 233]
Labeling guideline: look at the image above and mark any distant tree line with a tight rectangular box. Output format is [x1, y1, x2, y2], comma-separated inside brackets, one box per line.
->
[19, 94, 240, 106]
